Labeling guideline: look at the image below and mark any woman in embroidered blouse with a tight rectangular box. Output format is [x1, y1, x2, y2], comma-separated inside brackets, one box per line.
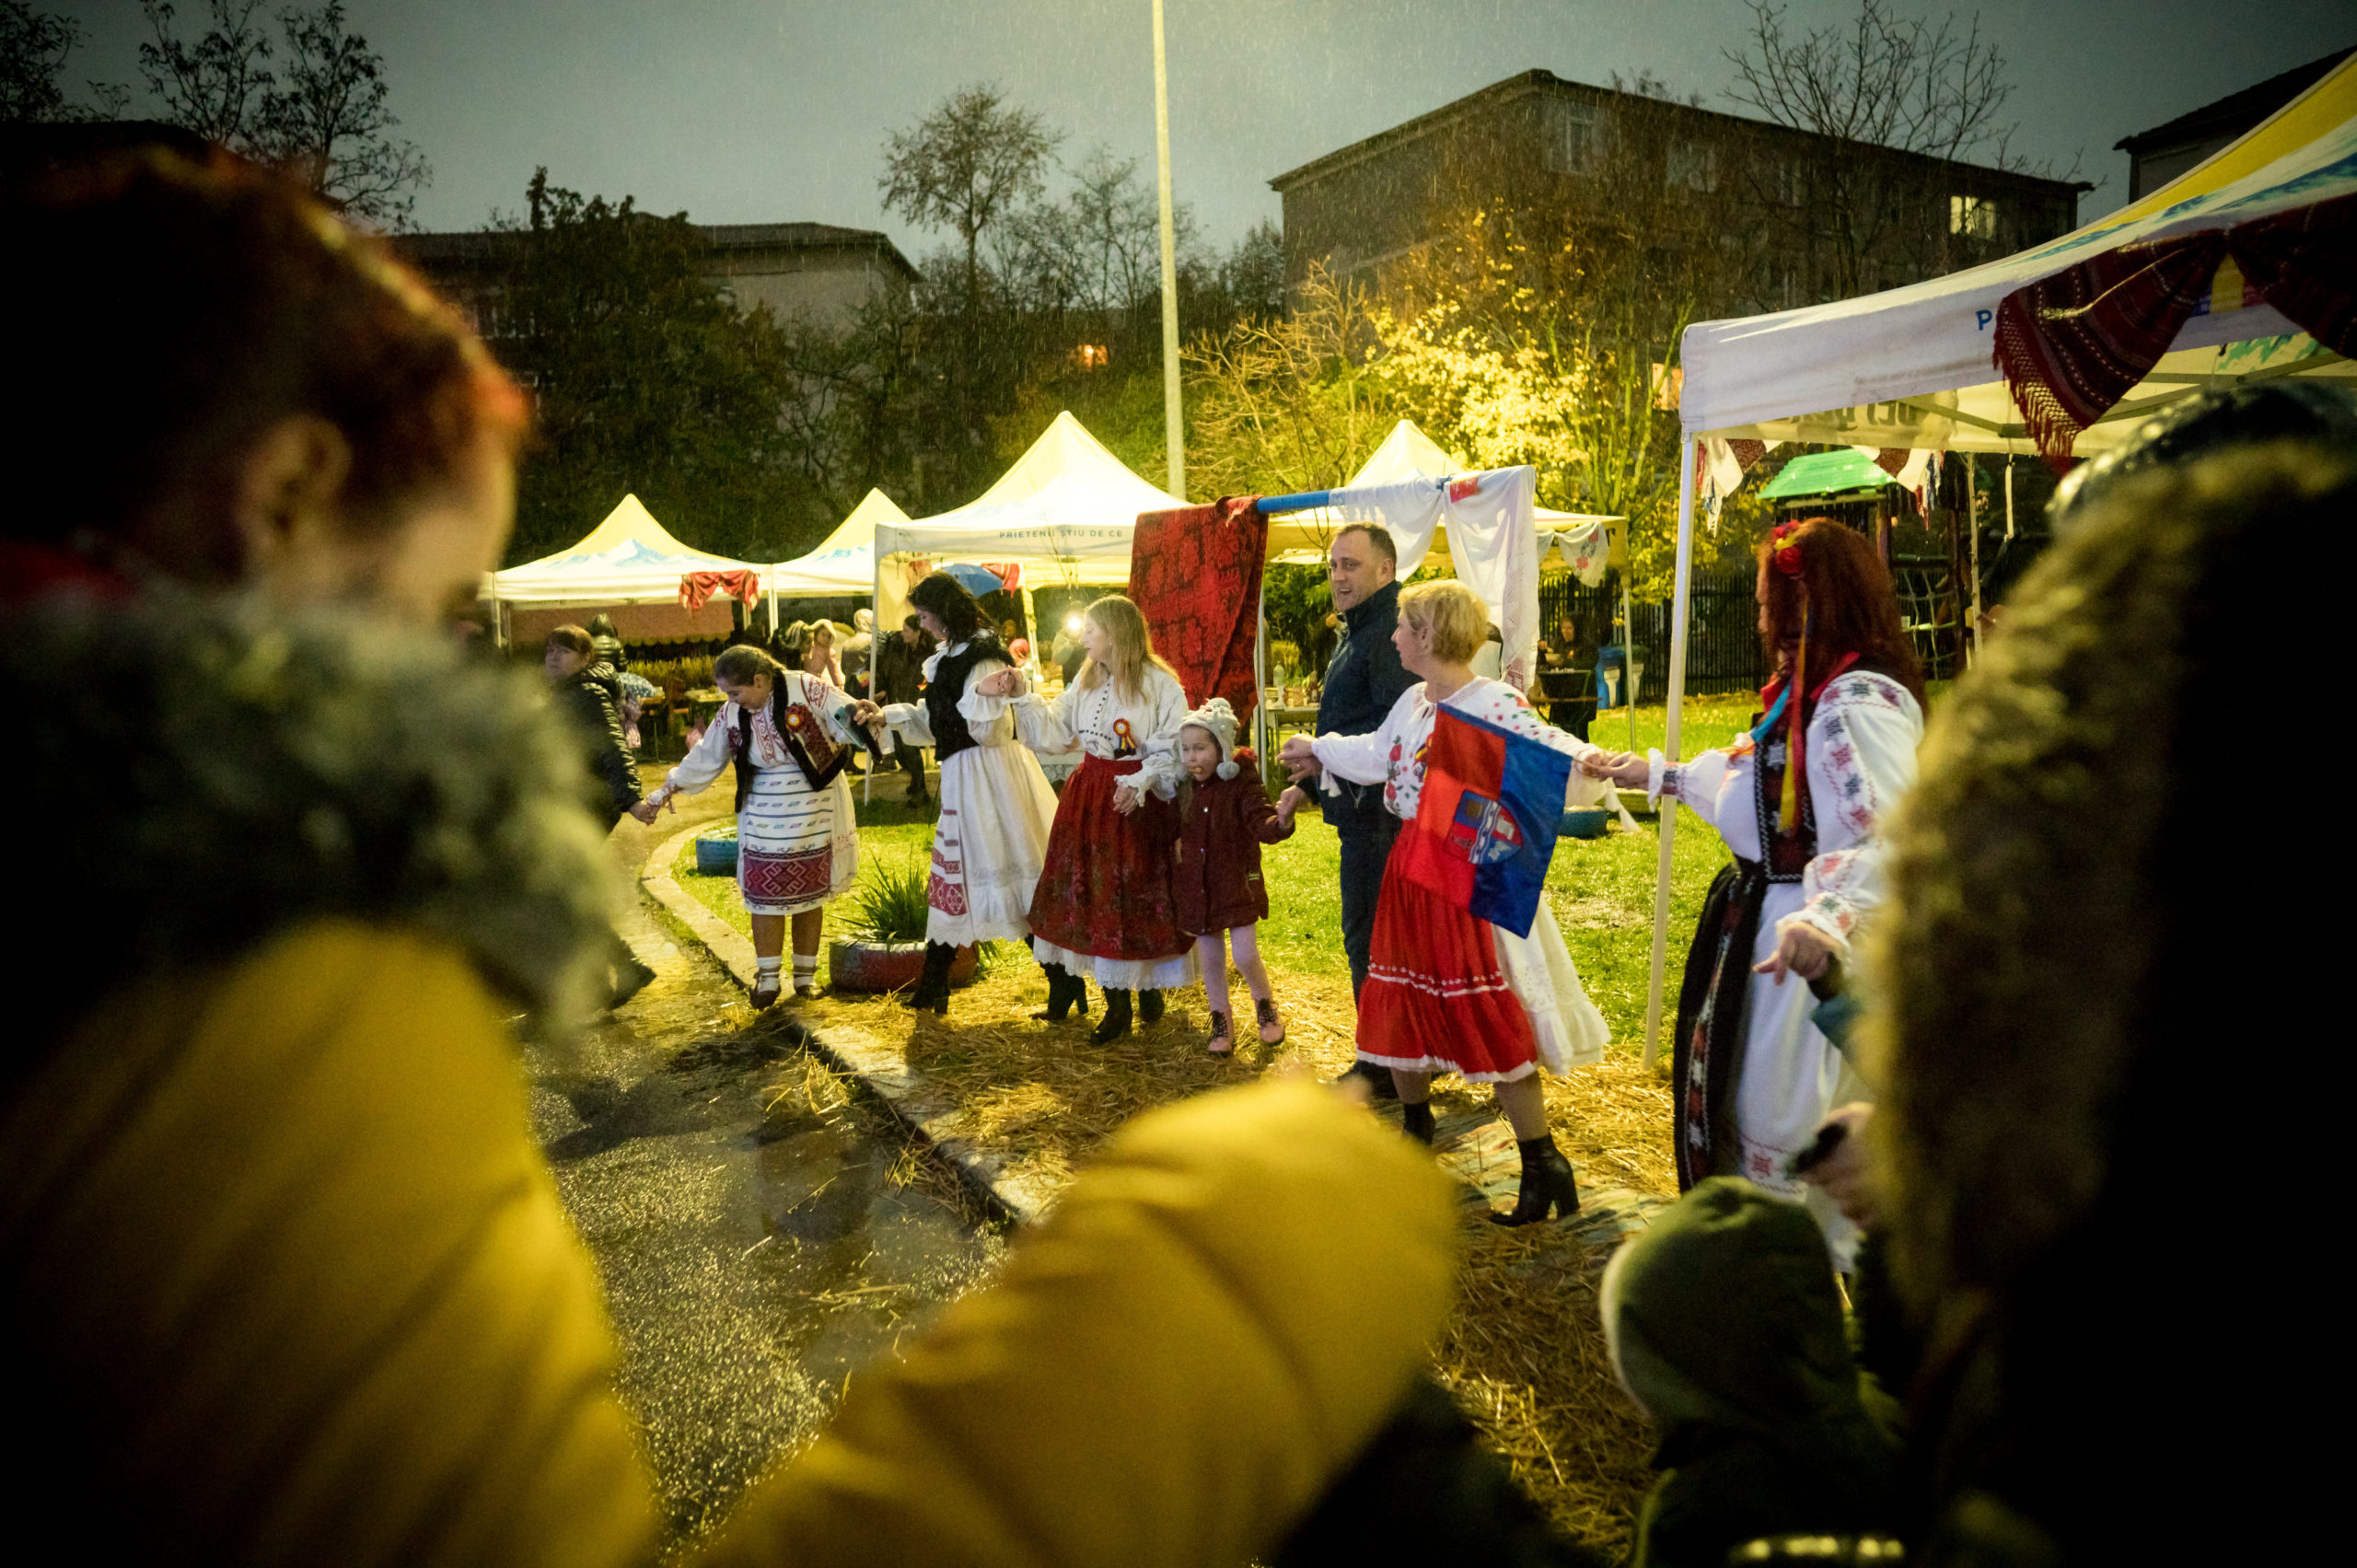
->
[1586, 517, 1923, 1261]
[991, 594, 1195, 1043]
[633, 644, 872, 1006]
[1281, 579, 1613, 1225]
[861, 572, 1061, 1016]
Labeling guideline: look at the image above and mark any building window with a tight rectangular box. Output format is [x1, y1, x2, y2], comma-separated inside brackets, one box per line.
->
[1949, 194, 1998, 239]
[1542, 98, 1602, 174]
[1667, 141, 1718, 193]
[1772, 157, 1804, 207]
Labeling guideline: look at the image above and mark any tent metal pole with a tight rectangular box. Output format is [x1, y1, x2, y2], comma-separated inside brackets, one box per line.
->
[1621, 568, 1636, 753]
[1255, 585, 1268, 772]
[1968, 456, 1983, 667]
[1643, 437, 1698, 1073]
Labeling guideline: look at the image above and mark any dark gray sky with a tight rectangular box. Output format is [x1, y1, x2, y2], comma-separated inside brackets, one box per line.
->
[55, 0, 2357, 255]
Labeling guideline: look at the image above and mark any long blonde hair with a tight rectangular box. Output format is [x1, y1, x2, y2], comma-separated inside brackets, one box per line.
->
[1074, 594, 1177, 703]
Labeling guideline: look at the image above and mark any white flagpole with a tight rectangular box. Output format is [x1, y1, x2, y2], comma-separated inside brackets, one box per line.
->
[1643, 436, 1699, 1072]
[1152, 0, 1185, 500]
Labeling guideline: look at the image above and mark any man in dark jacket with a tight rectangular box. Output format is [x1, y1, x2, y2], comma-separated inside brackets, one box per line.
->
[1282, 526, 1413, 1092]
[542, 624, 642, 827]
[872, 614, 937, 806]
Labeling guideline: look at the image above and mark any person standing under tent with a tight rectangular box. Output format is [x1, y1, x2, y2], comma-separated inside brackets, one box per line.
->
[993, 594, 1195, 1043]
[872, 613, 935, 807]
[586, 611, 628, 671]
[542, 623, 642, 829]
[1314, 524, 1417, 1094]
[1587, 517, 1924, 1262]
[861, 573, 1059, 1014]
[1172, 697, 1301, 1056]
[634, 644, 872, 1006]
[1283, 580, 1613, 1225]
[842, 607, 876, 699]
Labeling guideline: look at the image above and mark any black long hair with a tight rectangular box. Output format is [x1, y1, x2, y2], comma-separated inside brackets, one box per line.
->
[907, 571, 988, 642]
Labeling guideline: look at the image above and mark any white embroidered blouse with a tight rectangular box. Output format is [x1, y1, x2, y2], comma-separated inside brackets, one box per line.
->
[1311, 676, 1604, 823]
[1644, 669, 1923, 951]
[1010, 665, 1189, 797]
[667, 670, 864, 794]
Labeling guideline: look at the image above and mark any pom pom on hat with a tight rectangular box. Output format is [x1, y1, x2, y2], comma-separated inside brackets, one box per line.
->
[1181, 696, 1243, 780]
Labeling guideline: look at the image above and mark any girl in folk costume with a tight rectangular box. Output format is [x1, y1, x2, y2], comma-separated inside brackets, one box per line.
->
[991, 594, 1195, 1044]
[1589, 517, 1924, 1260]
[863, 572, 1060, 1015]
[1172, 698, 1304, 1056]
[1284, 580, 1613, 1225]
[634, 644, 875, 1007]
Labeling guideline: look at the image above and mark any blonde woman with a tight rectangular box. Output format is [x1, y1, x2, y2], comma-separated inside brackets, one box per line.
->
[1280, 580, 1612, 1225]
[988, 594, 1195, 1041]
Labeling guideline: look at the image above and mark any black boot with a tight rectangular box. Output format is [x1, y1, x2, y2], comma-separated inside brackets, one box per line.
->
[1032, 962, 1082, 1022]
[1490, 1134, 1579, 1225]
[902, 941, 954, 1015]
[1138, 988, 1166, 1025]
[1090, 987, 1134, 1044]
[1333, 1059, 1400, 1101]
[1400, 1100, 1436, 1145]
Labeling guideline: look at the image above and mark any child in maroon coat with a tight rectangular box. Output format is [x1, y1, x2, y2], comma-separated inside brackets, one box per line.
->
[1173, 698, 1304, 1054]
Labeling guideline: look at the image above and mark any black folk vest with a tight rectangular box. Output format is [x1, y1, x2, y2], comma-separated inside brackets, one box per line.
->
[923, 633, 1006, 765]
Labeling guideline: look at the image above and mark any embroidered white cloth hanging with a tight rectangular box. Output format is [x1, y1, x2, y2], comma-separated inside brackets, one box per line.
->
[1329, 465, 1542, 688]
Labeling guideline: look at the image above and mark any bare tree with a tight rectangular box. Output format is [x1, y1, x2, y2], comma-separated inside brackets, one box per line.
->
[879, 84, 1058, 313]
[1724, 0, 2028, 291]
[2, 2, 129, 122]
[138, 0, 429, 227]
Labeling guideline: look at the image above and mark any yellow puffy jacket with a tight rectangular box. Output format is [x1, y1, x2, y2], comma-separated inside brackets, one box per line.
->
[1, 921, 1457, 1567]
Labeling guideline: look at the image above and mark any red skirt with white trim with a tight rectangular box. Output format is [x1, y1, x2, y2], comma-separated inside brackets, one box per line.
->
[1028, 753, 1189, 962]
[1356, 835, 1540, 1083]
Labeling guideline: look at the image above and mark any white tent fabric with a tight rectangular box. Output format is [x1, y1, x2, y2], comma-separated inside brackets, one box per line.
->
[871, 412, 1185, 630]
[767, 488, 906, 601]
[1327, 467, 1545, 687]
[1265, 419, 1618, 572]
[486, 494, 758, 607]
[1681, 57, 2357, 452]
[1638, 55, 2357, 1066]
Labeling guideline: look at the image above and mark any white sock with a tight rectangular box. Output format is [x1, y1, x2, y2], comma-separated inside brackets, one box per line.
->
[756, 956, 783, 988]
[793, 954, 818, 986]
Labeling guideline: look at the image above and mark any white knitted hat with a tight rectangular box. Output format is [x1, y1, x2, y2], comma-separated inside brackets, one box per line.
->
[1179, 696, 1242, 780]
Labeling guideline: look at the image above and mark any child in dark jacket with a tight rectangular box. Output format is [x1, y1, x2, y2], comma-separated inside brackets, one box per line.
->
[1173, 698, 1301, 1054]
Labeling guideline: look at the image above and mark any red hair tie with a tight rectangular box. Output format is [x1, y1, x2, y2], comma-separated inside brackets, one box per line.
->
[1769, 520, 1805, 579]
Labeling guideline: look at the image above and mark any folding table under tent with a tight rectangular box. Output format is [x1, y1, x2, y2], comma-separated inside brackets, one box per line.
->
[483, 493, 767, 641]
[1643, 53, 2357, 1064]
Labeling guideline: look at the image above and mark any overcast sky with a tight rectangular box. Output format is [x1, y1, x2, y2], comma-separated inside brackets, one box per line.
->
[54, 0, 2357, 257]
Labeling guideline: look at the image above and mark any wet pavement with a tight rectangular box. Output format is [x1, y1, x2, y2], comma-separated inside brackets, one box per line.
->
[525, 889, 1003, 1547]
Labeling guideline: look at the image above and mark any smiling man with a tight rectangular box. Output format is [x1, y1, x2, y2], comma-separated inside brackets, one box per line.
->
[1289, 524, 1414, 1091]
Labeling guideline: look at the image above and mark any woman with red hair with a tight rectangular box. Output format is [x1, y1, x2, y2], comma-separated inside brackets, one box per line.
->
[1591, 517, 1924, 1260]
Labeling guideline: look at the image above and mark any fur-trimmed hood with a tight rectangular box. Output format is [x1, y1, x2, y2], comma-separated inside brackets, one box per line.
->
[7, 593, 621, 1060]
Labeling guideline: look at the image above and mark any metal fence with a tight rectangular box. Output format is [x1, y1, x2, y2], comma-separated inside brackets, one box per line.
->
[1538, 564, 1770, 704]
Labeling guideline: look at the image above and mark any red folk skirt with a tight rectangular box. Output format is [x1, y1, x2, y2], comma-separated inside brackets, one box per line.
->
[1028, 754, 1190, 962]
[1357, 834, 1540, 1083]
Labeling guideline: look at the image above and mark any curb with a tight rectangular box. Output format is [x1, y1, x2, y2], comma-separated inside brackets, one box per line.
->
[640, 821, 1667, 1247]
[637, 821, 1056, 1226]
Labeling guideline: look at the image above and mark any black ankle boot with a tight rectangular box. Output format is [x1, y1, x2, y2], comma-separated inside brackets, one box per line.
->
[1138, 988, 1165, 1025]
[903, 941, 954, 1015]
[1332, 1059, 1400, 1100]
[1401, 1100, 1436, 1145]
[1090, 987, 1134, 1044]
[1032, 962, 1081, 1022]
[1490, 1134, 1579, 1225]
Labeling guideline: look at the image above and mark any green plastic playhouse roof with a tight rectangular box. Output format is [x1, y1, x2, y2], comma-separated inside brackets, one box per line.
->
[1759, 448, 1894, 501]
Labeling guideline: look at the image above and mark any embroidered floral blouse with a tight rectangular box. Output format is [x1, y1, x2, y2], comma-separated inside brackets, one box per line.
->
[1643, 669, 1922, 952]
[1011, 666, 1189, 797]
[668, 670, 862, 794]
[1310, 677, 1603, 823]
[878, 642, 1020, 750]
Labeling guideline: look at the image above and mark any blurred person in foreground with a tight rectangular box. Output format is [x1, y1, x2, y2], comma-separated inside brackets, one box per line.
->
[0, 150, 1586, 1568]
[1599, 428, 2342, 1567]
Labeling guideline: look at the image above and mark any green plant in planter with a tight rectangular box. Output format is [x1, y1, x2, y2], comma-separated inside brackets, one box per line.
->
[842, 854, 932, 944]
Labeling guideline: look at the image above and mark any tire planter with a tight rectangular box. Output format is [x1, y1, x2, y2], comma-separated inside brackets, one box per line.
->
[827, 939, 980, 993]
[1559, 807, 1612, 840]
[694, 826, 738, 876]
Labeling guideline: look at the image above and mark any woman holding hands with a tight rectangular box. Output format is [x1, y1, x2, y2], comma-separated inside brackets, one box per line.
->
[1281, 580, 1611, 1225]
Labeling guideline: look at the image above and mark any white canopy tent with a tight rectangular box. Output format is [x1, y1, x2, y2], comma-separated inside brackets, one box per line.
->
[765, 488, 907, 622]
[1643, 55, 2357, 1064]
[870, 411, 1186, 633]
[1265, 419, 1622, 575]
[485, 493, 761, 622]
